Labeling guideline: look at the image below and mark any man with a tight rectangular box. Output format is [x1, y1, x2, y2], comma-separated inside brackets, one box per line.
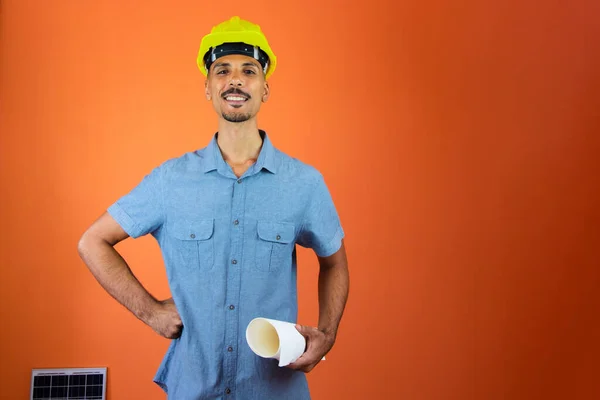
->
[78, 16, 349, 399]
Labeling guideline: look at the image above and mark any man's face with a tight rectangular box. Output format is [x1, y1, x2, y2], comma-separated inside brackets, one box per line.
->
[205, 54, 270, 123]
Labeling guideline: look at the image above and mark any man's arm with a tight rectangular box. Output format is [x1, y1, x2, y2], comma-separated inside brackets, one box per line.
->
[317, 240, 349, 339]
[288, 240, 349, 372]
[77, 212, 182, 338]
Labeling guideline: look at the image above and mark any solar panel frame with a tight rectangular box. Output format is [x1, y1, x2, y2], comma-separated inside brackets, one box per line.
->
[30, 368, 107, 400]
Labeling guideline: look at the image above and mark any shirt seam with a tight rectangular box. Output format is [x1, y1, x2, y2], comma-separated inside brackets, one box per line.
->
[316, 225, 344, 257]
[296, 174, 322, 244]
[158, 164, 167, 236]
[108, 202, 141, 238]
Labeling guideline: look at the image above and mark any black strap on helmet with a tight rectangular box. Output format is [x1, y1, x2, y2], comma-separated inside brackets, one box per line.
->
[203, 42, 269, 74]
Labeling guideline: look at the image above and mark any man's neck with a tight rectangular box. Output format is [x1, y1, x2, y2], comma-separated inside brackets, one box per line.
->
[216, 119, 263, 164]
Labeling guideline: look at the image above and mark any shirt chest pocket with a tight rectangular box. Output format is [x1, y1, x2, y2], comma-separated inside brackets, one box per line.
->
[169, 218, 215, 271]
[254, 221, 295, 273]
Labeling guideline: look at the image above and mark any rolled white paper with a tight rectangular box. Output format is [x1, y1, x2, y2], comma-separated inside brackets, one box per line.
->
[246, 318, 305, 367]
[246, 318, 327, 367]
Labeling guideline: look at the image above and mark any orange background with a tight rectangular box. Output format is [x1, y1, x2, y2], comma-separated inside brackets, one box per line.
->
[1, 0, 599, 399]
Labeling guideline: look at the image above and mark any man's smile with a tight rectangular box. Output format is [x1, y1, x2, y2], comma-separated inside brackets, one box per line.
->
[221, 89, 250, 107]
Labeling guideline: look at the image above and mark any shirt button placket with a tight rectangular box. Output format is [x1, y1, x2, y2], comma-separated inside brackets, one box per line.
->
[225, 177, 245, 395]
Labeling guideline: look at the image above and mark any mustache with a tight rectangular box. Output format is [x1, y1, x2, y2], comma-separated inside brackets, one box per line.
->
[221, 88, 251, 99]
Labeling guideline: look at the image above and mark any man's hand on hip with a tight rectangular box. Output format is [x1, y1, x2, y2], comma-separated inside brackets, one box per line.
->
[146, 297, 183, 339]
[286, 325, 335, 373]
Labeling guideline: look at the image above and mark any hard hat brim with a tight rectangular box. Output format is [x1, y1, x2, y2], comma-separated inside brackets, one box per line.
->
[198, 31, 277, 79]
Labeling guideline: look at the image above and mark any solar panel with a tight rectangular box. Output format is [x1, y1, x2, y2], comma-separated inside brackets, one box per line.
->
[31, 368, 107, 400]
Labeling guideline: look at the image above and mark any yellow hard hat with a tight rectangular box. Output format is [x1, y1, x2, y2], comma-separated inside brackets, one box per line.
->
[197, 16, 277, 79]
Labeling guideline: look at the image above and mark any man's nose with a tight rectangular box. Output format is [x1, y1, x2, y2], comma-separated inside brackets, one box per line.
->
[229, 71, 243, 87]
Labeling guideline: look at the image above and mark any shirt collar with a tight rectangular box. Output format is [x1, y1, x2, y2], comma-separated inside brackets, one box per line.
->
[202, 130, 278, 175]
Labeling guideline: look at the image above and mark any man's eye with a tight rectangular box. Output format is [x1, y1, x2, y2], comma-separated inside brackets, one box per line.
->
[244, 70, 256, 75]
[217, 70, 228, 75]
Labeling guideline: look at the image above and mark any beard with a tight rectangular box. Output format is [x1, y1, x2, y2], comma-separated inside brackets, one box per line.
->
[222, 112, 252, 123]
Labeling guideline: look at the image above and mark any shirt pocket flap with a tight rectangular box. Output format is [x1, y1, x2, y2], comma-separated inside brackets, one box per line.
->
[257, 221, 295, 244]
[170, 219, 214, 241]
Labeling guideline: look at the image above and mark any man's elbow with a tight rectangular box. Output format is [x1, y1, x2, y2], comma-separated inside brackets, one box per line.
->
[78, 228, 106, 262]
[77, 229, 93, 260]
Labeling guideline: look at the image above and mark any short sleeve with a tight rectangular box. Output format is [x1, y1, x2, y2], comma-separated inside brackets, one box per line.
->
[296, 175, 345, 257]
[107, 166, 164, 239]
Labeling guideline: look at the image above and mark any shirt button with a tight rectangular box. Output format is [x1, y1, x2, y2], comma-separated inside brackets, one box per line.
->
[276, 234, 281, 240]
[190, 234, 196, 239]
[233, 220, 239, 225]
[226, 388, 231, 394]
[229, 305, 235, 310]
[231, 259, 237, 265]
[228, 346, 233, 352]
[237, 179, 242, 184]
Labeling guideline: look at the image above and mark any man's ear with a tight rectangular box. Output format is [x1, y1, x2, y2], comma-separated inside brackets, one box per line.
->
[262, 81, 270, 103]
[205, 78, 211, 101]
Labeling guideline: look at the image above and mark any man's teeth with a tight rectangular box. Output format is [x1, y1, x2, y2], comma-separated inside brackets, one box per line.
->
[226, 96, 246, 101]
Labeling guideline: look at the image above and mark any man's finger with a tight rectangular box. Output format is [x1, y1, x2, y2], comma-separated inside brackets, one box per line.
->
[287, 352, 310, 369]
[296, 324, 319, 345]
[289, 359, 317, 373]
[289, 345, 323, 367]
[295, 324, 318, 333]
[287, 360, 307, 370]
[295, 324, 310, 337]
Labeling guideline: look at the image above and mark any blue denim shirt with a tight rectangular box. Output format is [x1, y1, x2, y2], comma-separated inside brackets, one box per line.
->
[107, 131, 344, 400]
